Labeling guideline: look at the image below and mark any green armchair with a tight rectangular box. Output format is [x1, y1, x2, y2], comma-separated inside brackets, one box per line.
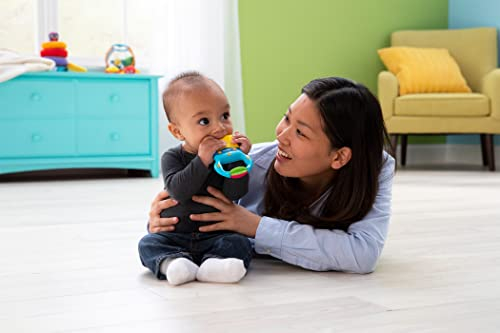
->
[378, 27, 500, 171]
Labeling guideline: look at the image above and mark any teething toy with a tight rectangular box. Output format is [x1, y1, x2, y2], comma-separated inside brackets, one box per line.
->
[213, 135, 253, 178]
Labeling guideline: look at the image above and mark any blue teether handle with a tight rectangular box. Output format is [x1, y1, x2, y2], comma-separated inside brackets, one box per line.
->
[213, 148, 253, 178]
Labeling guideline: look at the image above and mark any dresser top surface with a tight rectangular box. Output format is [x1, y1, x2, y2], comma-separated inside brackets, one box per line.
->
[18, 71, 162, 80]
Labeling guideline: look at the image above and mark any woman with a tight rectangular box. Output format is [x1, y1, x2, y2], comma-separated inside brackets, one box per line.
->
[147, 77, 395, 274]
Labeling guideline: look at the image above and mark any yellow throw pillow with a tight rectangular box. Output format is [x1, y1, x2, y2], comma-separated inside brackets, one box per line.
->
[377, 47, 472, 95]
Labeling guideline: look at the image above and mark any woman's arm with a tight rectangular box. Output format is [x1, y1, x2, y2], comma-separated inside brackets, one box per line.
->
[192, 154, 395, 273]
[191, 186, 262, 237]
[255, 155, 394, 273]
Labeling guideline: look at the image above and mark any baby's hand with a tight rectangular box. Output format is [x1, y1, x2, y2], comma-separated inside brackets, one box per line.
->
[232, 131, 252, 154]
[198, 136, 226, 167]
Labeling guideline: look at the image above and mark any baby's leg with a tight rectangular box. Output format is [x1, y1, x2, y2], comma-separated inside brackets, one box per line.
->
[196, 233, 253, 283]
[138, 232, 197, 285]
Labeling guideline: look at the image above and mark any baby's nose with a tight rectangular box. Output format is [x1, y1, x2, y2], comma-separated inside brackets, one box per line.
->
[212, 123, 226, 136]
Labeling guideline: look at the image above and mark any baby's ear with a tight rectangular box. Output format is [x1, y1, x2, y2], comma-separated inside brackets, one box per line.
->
[168, 123, 185, 141]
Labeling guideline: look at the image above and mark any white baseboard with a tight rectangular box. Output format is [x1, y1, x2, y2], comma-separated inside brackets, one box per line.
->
[396, 144, 499, 168]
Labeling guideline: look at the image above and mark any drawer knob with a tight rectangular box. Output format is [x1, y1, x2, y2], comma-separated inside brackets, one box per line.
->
[30, 93, 42, 102]
[109, 94, 120, 103]
[110, 132, 120, 141]
[31, 134, 42, 142]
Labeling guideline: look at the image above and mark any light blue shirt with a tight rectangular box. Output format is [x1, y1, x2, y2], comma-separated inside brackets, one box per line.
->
[239, 142, 395, 273]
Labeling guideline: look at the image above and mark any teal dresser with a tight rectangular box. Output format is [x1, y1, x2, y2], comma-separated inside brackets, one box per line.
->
[0, 71, 160, 177]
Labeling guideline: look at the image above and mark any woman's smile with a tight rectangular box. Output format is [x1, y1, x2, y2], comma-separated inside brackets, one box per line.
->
[276, 148, 291, 161]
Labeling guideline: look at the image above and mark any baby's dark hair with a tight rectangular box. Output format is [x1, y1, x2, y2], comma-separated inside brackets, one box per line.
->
[162, 71, 211, 122]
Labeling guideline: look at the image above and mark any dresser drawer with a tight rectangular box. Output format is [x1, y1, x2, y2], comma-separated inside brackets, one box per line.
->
[76, 119, 150, 155]
[77, 80, 149, 118]
[0, 119, 75, 157]
[0, 78, 75, 119]
[0, 72, 159, 177]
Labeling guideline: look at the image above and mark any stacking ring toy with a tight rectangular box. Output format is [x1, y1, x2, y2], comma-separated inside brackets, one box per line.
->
[213, 135, 253, 178]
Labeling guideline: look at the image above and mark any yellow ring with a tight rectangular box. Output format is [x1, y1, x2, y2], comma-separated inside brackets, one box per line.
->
[42, 41, 67, 49]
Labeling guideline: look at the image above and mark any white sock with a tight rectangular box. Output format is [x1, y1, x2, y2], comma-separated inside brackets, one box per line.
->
[196, 258, 247, 283]
[160, 257, 199, 286]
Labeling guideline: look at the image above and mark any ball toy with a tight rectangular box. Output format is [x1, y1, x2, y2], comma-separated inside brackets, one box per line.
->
[105, 44, 138, 74]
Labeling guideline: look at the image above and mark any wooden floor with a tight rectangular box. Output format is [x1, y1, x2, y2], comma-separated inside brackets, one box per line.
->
[1, 166, 500, 332]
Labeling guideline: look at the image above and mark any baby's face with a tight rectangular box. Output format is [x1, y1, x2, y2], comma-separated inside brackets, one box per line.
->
[170, 85, 233, 154]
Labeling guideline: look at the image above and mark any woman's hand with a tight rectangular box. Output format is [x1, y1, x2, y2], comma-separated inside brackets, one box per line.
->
[148, 190, 179, 233]
[191, 186, 261, 237]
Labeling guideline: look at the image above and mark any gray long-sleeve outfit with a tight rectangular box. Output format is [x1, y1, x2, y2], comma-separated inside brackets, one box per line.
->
[160, 144, 249, 233]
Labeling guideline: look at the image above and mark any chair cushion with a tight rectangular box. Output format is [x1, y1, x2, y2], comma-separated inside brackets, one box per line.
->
[378, 47, 472, 95]
[395, 93, 490, 117]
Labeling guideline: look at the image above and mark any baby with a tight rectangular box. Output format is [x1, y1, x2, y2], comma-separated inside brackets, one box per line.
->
[138, 71, 253, 286]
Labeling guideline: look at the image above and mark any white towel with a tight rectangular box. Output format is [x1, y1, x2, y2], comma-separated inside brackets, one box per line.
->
[0, 49, 55, 83]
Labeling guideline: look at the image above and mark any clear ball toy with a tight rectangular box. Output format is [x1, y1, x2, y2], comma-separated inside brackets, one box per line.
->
[105, 44, 136, 73]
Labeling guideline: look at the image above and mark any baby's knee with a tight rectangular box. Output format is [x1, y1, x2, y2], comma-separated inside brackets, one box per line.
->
[138, 233, 161, 253]
[220, 233, 252, 250]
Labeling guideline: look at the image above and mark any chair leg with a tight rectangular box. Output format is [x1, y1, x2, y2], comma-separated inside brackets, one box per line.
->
[390, 135, 398, 162]
[401, 135, 408, 166]
[484, 134, 496, 171]
[480, 134, 488, 166]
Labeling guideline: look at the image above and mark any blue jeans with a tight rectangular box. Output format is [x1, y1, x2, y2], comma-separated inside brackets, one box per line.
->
[138, 231, 253, 280]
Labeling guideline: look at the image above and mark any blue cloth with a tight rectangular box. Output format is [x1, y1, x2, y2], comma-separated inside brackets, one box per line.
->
[239, 141, 395, 273]
[138, 232, 253, 279]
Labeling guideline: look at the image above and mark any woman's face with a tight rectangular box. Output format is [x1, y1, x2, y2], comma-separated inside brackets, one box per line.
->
[274, 93, 337, 189]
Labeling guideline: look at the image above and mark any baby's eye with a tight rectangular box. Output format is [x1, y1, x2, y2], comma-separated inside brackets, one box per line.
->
[283, 114, 289, 122]
[296, 129, 303, 136]
[198, 118, 209, 126]
[221, 112, 230, 120]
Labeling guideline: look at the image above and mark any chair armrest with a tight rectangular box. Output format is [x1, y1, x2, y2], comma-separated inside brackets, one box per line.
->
[378, 71, 398, 121]
[481, 68, 500, 120]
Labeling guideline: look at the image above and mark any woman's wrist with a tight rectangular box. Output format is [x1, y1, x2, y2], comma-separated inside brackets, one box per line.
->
[245, 214, 261, 238]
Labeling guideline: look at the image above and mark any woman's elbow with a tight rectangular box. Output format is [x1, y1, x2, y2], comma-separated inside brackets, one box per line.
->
[353, 248, 380, 274]
[352, 257, 378, 274]
[311, 256, 378, 273]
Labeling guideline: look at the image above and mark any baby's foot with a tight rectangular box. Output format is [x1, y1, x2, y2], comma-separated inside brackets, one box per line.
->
[196, 258, 246, 283]
[160, 257, 199, 286]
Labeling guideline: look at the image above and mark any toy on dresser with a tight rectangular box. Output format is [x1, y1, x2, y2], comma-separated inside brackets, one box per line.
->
[105, 43, 139, 74]
[40, 32, 87, 72]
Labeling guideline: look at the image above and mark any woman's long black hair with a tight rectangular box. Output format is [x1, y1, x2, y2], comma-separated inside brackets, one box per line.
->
[263, 77, 390, 231]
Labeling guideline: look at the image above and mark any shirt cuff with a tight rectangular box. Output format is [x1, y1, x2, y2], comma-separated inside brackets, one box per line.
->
[254, 216, 287, 258]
